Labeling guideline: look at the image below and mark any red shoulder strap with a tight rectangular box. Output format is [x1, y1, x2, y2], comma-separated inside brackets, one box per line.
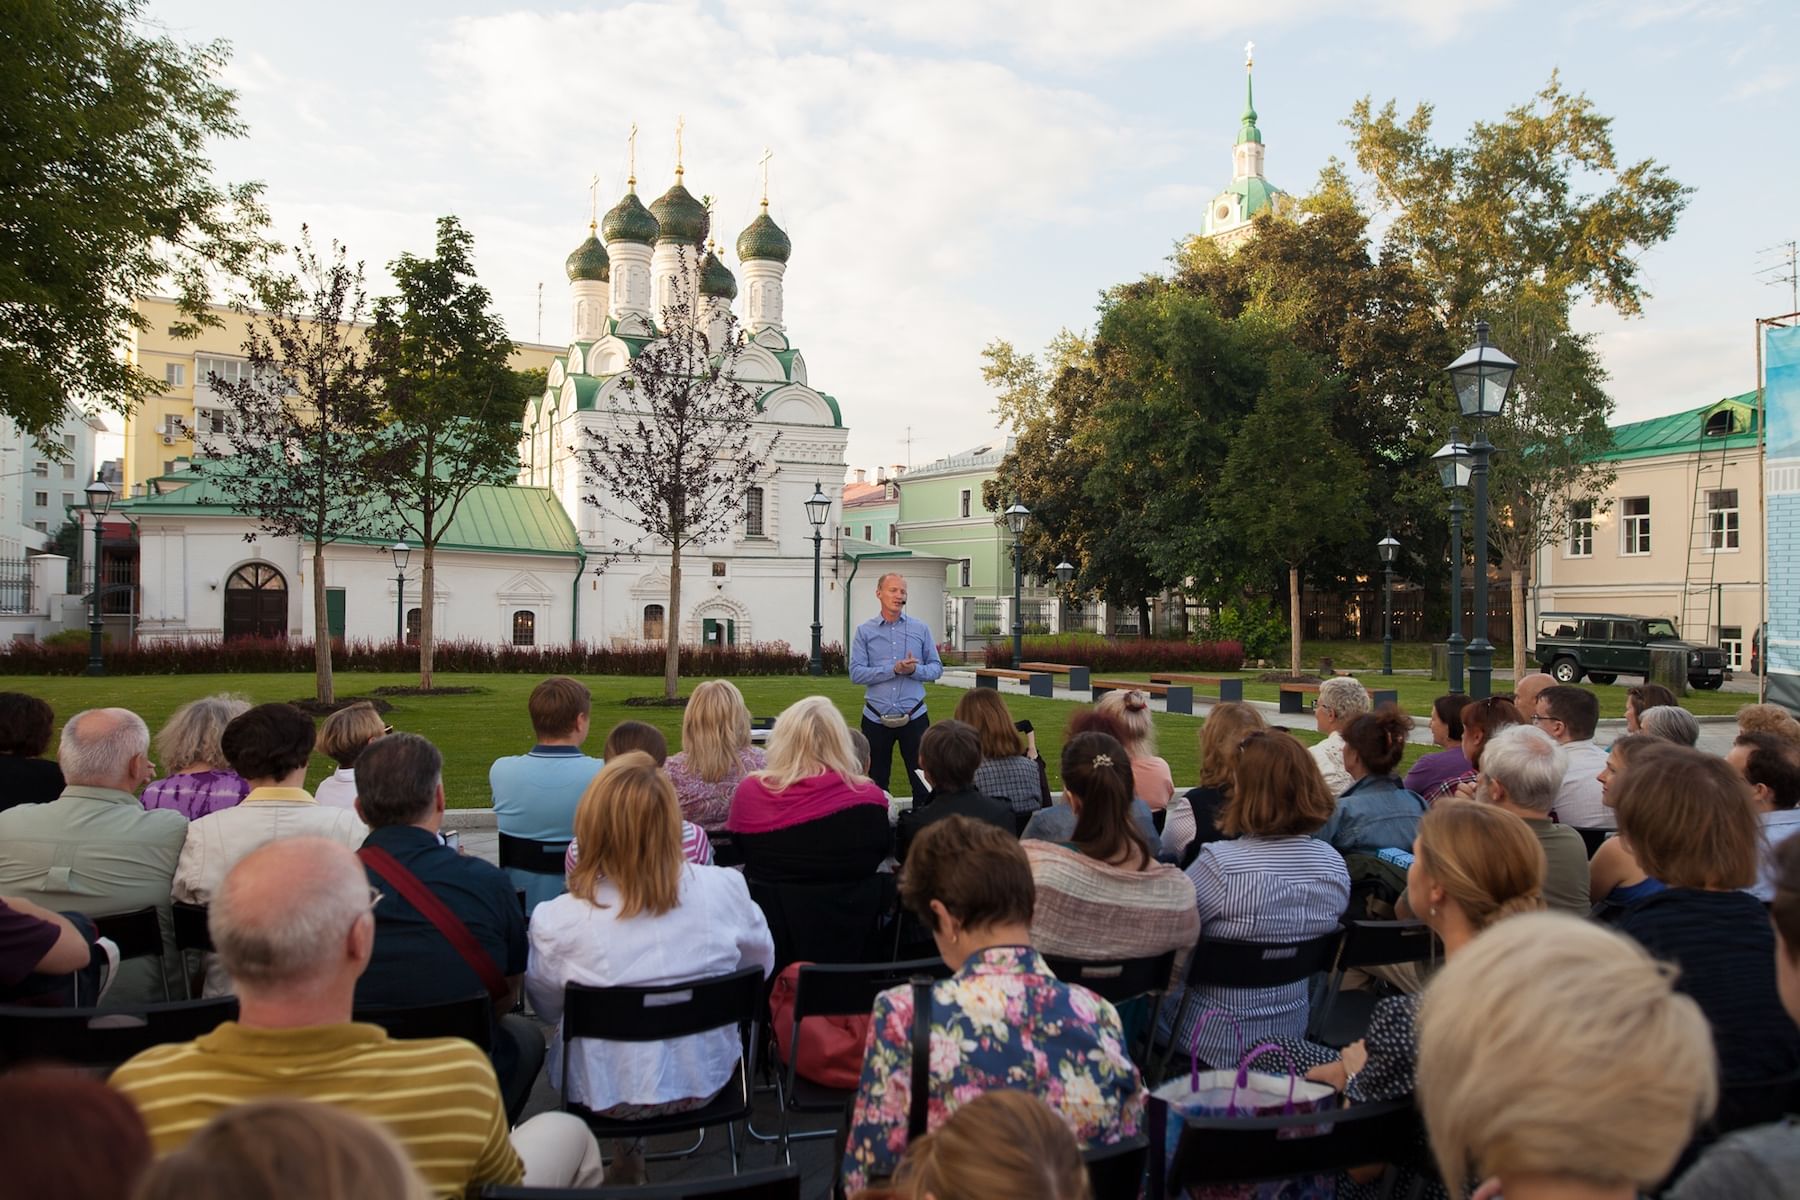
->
[359, 845, 509, 1004]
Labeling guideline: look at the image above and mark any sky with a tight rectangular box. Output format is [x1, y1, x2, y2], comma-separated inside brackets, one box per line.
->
[140, 0, 1799, 475]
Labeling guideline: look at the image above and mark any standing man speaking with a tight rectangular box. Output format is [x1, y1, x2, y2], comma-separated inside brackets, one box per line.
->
[851, 572, 942, 797]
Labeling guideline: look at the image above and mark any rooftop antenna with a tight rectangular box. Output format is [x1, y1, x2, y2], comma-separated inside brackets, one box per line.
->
[905, 425, 913, 471]
[1758, 240, 1798, 317]
[536, 281, 543, 342]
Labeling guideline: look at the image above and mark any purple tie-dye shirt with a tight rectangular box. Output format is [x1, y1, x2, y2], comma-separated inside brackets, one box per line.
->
[140, 769, 252, 820]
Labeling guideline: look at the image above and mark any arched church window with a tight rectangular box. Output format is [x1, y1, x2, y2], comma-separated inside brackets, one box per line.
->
[512, 610, 536, 647]
[643, 604, 665, 641]
[406, 608, 421, 647]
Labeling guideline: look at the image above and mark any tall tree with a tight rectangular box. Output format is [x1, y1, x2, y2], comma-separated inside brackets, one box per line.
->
[0, 0, 272, 442]
[368, 216, 519, 690]
[202, 228, 388, 703]
[577, 248, 774, 700]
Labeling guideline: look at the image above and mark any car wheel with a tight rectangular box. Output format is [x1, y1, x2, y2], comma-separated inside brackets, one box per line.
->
[1691, 678, 1724, 691]
[1587, 673, 1617, 685]
[1550, 658, 1582, 684]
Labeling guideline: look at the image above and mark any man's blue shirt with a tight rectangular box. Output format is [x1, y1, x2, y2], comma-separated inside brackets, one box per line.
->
[488, 744, 601, 911]
[849, 611, 943, 718]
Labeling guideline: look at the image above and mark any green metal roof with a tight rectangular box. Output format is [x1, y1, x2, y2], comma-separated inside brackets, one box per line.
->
[602, 189, 659, 244]
[569, 375, 602, 410]
[1239, 69, 1262, 145]
[699, 249, 738, 299]
[736, 205, 792, 263]
[1220, 175, 1286, 216]
[1596, 392, 1760, 461]
[649, 180, 709, 244]
[564, 235, 609, 282]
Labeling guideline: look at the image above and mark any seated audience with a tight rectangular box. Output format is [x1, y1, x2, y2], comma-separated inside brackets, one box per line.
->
[1402, 693, 1471, 802]
[841, 817, 1143, 1193]
[1613, 744, 1800, 1084]
[351, 734, 540, 1124]
[852, 1089, 1090, 1200]
[133, 1099, 429, 1200]
[110, 837, 604, 1194]
[141, 694, 253, 819]
[1668, 834, 1800, 1200]
[954, 687, 1050, 823]
[1175, 730, 1349, 1064]
[0, 706, 185, 1003]
[1023, 708, 1159, 847]
[1453, 724, 1589, 915]
[1626, 682, 1680, 733]
[313, 701, 387, 810]
[490, 676, 602, 913]
[1430, 695, 1522, 803]
[664, 679, 765, 832]
[896, 720, 1012, 861]
[1738, 701, 1800, 747]
[0, 894, 111, 1005]
[1589, 733, 1667, 910]
[0, 1067, 151, 1200]
[1317, 707, 1425, 855]
[1532, 684, 1610, 829]
[1416, 912, 1716, 1198]
[1165, 700, 1266, 862]
[596, 719, 711, 864]
[0, 691, 64, 810]
[1729, 731, 1800, 902]
[1511, 672, 1555, 721]
[1640, 703, 1701, 746]
[1095, 688, 1174, 813]
[1309, 676, 1371, 797]
[528, 752, 773, 1183]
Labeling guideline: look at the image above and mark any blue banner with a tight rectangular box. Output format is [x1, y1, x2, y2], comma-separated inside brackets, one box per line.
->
[1765, 324, 1800, 710]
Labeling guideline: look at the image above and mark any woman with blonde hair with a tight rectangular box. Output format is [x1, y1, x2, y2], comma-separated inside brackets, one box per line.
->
[1094, 688, 1174, 814]
[527, 751, 774, 1182]
[853, 1089, 1092, 1200]
[1163, 700, 1266, 862]
[131, 1099, 429, 1200]
[312, 701, 387, 810]
[1417, 911, 1717, 1198]
[665, 679, 765, 831]
[141, 693, 252, 818]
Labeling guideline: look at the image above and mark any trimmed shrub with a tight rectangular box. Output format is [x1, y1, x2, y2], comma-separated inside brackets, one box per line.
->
[982, 635, 1244, 673]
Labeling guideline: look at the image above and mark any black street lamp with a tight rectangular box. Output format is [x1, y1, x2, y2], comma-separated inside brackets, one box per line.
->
[1377, 534, 1400, 675]
[1432, 432, 1474, 693]
[805, 483, 831, 676]
[1004, 502, 1030, 669]
[390, 540, 410, 644]
[1445, 320, 1519, 700]
[82, 473, 115, 677]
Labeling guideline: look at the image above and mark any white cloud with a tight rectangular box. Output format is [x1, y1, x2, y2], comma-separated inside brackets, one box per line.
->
[1731, 66, 1795, 100]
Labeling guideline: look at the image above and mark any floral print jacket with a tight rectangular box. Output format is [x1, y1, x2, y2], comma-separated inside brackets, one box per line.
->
[840, 944, 1145, 1192]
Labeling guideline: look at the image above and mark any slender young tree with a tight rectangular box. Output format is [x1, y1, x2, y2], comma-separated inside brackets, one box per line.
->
[577, 246, 774, 700]
[367, 216, 519, 690]
[201, 227, 387, 703]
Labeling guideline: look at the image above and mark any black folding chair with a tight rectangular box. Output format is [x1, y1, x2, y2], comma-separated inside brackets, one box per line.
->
[480, 1163, 800, 1200]
[1157, 930, 1344, 1080]
[1083, 1134, 1149, 1200]
[1045, 950, 1179, 1064]
[355, 992, 493, 1052]
[560, 967, 764, 1177]
[1159, 1097, 1429, 1196]
[170, 901, 212, 999]
[0, 995, 238, 1070]
[1309, 920, 1437, 1048]
[709, 833, 745, 869]
[92, 905, 173, 1002]
[498, 833, 571, 875]
[748, 957, 951, 1159]
[1570, 826, 1612, 859]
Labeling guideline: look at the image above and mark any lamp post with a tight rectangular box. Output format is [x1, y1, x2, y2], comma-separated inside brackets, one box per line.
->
[1445, 320, 1518, 700]
[82, 473, 115, 677]
[1432, 433, 1474, 693]
[804, 483, 831, 676]
[1377, 534, 1400, 675]
[390, 541, 410, 644]
[1004, 502, 1031, 669]
[1054, 561, 1074, 636]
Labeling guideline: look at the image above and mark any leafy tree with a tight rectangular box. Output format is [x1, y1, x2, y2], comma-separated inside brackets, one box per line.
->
[0, 0, 272, 443]
[368, 216, 519, 690]
[577, 248, 774, 700]
[201, 228, 388, 703]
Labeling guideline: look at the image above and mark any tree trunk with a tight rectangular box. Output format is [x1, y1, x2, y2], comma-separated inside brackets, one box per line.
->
[1511, 566, 1528, 681]
[1136, 597, 1151, 639]
[1288, 563, 1303, 677]
[312, 539, 334, 703]
[664, 544, 682, 700]
[420, 545, 436, 691]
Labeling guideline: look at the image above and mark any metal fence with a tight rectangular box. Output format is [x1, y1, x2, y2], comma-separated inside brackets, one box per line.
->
[971, 599, 1003, 636]
[0, 558, 30, 614]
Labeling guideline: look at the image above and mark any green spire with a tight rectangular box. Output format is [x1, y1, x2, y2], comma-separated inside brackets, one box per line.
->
[1238, 65, 1262, 146]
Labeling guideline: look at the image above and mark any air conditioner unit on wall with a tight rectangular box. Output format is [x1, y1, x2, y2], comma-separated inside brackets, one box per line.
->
[161, 434, 175, 445]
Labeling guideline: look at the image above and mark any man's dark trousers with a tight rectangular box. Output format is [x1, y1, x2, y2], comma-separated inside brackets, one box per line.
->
[862, 713, 930, 798]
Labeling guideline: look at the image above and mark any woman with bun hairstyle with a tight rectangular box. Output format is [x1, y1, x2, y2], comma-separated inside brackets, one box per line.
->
[1094, 688, 1174, 814]
[1316, 707, 1426, 856]
[1402, 693, 1470, 801]
[852, 1089, 1092, 1200]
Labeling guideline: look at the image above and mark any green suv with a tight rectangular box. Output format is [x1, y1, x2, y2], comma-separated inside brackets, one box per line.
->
[1533, 612, 1729, 690]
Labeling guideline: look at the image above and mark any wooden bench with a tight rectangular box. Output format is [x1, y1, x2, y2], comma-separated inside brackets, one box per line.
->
[1020, 661, 1090, 691]
[1278, 682, 1399, 715]
[1149, 673, 1244, 703]
[974, 667, 1054, 698]
[1090, 678, 1193, 716]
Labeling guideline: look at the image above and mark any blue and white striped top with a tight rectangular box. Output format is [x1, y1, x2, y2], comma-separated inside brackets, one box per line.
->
[1172, 835, 1350, 1067]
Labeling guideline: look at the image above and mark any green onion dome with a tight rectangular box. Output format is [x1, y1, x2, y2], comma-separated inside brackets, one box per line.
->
[649, 180, 709, 245]
[564, 234, 609, 281]
[699, 248, 737, 300]
[601, 189, 659, 244]
[736, 203, 792, 264]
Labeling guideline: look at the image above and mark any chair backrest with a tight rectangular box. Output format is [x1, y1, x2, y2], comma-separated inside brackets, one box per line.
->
[171, 901, 213, 953]
[0, 995, 239, 1070]
[1333, 920, 1436, 972]
[1167, 1098, 1425, 1186]
[91, 906, 165, 961]
[1083, 1135, 1149, 1200]
[709, 833, 745, 869]
[748, 874, 895, 969]
[792, 957, 950, 1021]
[1183, 930, 1343, 989]
[1044, 951, 1178, 1005]
[562, 967, 763, 1045]
[354, 992, 492, 1051]
[497, 832, 570, 875]
[1571, 827, 1612, 859]
[478, 1162, 801, 1199]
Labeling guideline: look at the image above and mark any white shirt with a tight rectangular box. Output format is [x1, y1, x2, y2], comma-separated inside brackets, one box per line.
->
[1309, 731, 1352, 797]
[526, 863, 775, 1111]
[1754, 809, 1800, 901]
[313, 768, 359, 810]
[1551, 739, 1612, 829]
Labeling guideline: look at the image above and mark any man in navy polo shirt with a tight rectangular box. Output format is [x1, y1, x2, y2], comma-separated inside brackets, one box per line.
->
[353, 733, 541, 1121]
[489, 677, 602, 913]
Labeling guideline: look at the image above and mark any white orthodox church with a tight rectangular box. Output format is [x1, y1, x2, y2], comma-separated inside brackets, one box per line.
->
[1202, 47, 1296, 250]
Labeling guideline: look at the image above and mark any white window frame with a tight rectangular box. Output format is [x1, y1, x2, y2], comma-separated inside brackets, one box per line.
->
[1621, 497, 1651, 556]
[959, 559, 971, 587]
[165, 362, 187, 388]
[1567, 500, 1593, 557]
[959, 489, 971, 519]
[1719, 625, 1745, 670]
[743, 485, 765, 538]
[1707, 488, 1740, 552]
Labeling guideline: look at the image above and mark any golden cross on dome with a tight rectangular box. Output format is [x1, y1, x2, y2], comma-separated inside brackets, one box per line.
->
[627, 122, 638, 189]
[759, 147, 773, 206]
[675, 114, 686, 178]
[587, 172, 600, 232]
[1245, 40, 1255, 68]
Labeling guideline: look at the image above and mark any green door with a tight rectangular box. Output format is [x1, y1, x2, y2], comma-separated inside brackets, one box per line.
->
[326, 588, 346, 641]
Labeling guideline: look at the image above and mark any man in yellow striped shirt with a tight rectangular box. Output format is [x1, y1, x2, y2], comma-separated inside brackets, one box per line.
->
[111, 837, 602, 1198]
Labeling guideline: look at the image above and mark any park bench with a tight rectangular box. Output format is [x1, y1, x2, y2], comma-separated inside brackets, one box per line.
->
[1278, 682, 1400, 715]
[1149, 673, 1244, 703]
[1020, 661, 1091, 691]
[974, 667, 1054, 697]
[1090, 678, 1193, 716]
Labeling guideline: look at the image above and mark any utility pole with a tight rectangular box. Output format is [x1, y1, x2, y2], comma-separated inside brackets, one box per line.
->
[1759, 241, 1798, 316]
[536, 282, 544, 343]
